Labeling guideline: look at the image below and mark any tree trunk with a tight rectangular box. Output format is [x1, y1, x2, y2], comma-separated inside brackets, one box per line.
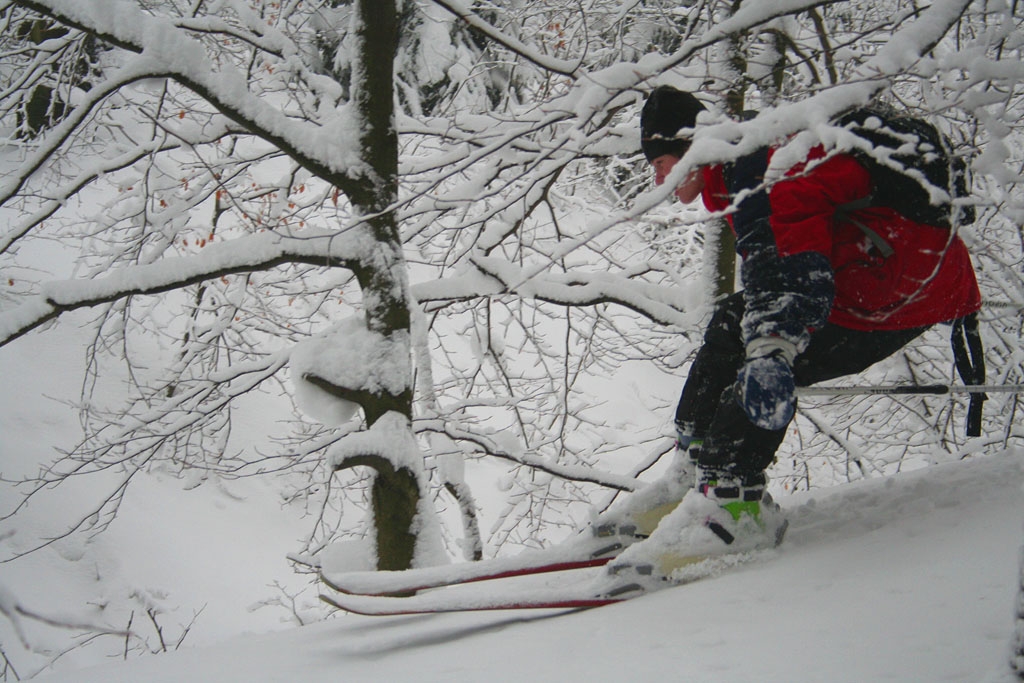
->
[348, 0, 420, 572]
[707, 0, 749, 299]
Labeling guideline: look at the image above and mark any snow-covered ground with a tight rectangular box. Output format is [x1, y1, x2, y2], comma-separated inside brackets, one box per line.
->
[2, 273, 1022, 682]
[24, 447, 1024, 683]
[2, 227, 1021, 683]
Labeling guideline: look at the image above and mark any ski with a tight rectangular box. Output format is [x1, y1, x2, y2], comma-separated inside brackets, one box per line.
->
[320, 533, 628, 597]
[319, 548, 776, 616]
[319, 579, 645, 616]
[317, 569, 647, 618]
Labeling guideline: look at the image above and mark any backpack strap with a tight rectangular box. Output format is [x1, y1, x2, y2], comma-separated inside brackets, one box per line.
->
[834, 195, 896, 258]
[951, 313, 986, 437]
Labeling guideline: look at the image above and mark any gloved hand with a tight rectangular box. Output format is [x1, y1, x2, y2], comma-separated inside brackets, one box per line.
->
[725, 147, 771, 228]
[736, 337, 798, 431]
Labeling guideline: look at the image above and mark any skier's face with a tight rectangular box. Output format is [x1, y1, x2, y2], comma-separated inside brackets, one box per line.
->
[651, 154, 704, 204]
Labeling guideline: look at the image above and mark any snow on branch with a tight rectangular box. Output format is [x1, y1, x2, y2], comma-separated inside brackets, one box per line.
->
[417, 419, 639, 493]
[0, 229, 371, 346]
[328, 412, 422, 474]
[643, 0, 849, 77]
[291, 318, 412, 426]
[0, 59, 173, 222]
[0, 582, 130, 650]
[0, 134, 192, 255]
[430, 0, 581, 77]
[411, 251, 694, 328]
[13, 0, 365, 187]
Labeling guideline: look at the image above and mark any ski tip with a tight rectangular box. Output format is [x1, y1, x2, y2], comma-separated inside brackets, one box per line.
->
[319, 593, 418, 617]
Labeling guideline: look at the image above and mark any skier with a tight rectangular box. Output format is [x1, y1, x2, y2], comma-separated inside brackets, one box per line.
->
[604, 85, 982, 575]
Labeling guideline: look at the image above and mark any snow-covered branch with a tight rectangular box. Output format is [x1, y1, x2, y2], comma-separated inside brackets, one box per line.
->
[11, 0, 364, 189]
[0, 229, 368, 345]
[429, 0, 581, 77]
[416, 419, 639, 492]
[412, 255, 693, 328]
[0, 583, 131, 648]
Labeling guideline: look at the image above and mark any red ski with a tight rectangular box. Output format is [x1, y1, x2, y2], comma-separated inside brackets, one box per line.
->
[320, 533, 627, 597]
[318, 549, 776, 616]
[319, 579, 645, 616]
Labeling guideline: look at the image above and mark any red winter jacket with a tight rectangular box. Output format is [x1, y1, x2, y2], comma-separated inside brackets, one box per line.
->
[701, 148, 981, 331]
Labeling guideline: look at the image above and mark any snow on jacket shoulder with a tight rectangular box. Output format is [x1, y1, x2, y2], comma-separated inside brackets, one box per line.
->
[701, 146, 981, 331]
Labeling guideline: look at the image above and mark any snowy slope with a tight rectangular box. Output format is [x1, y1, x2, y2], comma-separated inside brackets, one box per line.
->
[32, 450, 1024, 683]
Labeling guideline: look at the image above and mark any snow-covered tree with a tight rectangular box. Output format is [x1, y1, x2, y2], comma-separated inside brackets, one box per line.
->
[0, 0, 435, 573]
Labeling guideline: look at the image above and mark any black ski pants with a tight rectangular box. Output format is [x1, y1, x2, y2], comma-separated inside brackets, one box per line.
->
[675, 292, 928, 483]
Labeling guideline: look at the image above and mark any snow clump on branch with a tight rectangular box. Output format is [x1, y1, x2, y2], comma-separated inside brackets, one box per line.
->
[290, 317, 411, 426]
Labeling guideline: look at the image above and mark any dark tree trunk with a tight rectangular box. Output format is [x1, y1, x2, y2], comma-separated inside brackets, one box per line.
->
[346, 0, 420, 572]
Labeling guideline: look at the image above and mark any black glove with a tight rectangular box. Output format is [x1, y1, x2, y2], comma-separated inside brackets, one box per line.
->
[735, 337, 797, 431]
[724, 147, 771, 229]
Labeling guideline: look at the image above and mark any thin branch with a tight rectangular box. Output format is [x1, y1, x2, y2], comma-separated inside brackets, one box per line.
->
[417, 419, 638, 492]
[429, 0, 581, 77]
[0, 230, 362, 346]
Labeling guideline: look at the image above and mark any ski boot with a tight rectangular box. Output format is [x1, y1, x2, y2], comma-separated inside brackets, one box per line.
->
[591, 428, 700, 544]
[607, 468, 787, 584]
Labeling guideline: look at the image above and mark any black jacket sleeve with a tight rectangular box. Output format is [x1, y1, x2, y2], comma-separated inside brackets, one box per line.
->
[724, 149, 835, 352]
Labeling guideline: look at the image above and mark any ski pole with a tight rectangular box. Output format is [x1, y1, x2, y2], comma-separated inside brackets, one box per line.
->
[983, 301, 1024, 311]
[797, 384, 1024, 397]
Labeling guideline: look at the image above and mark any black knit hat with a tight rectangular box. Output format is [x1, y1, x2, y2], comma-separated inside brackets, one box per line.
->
[640, 85, 706, 162]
